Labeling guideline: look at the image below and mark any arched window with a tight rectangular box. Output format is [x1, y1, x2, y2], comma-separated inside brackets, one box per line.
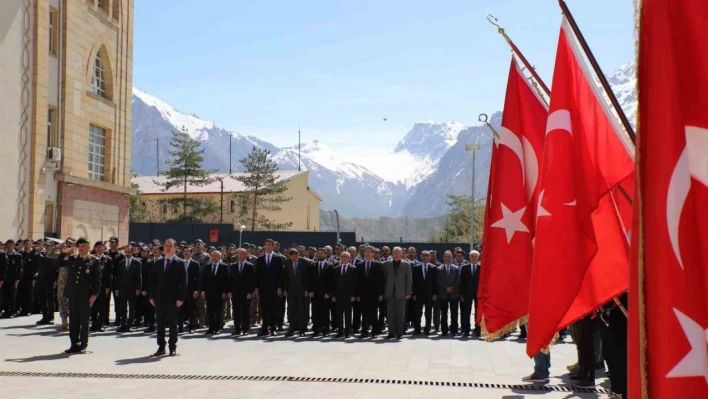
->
[91, 47, 113, 100]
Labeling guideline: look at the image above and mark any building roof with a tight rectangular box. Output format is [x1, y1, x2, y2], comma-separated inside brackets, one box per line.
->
[133, 170, 308, 195]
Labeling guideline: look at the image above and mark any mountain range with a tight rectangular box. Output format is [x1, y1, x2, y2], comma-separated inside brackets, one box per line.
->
[131, 62, 637, 219]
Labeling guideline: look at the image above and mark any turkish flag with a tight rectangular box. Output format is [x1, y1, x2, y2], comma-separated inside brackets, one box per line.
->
[629, 1, 708, 397]
[478, 58, 546, 338]
[526, 19, 635, 357]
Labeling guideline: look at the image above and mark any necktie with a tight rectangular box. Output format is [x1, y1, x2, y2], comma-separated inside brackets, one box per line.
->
[267, 254, 271, 265]
[165, 258, 171, 272]
[446, 265, 450, 274]
[212, 264, 216, 275]
[366, 261, 370, 276]
[126, 259, 130, 270]
[422, 264, 426, 280]
[239, 263, 243, 273]
[320, 262, 324, 274]
[343, 265, 347, 275]
[294, 262, 297, 275]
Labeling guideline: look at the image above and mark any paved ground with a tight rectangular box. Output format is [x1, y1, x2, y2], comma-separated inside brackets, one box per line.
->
[0, 313, 612, 398]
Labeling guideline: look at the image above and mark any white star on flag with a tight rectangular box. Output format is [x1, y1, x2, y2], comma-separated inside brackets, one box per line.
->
[666, 308, 708, 385]
[536, 189, 552, 222]
[491, 203, 530, 244]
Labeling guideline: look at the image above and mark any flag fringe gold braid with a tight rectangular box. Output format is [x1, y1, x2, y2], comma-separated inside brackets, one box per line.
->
[480, 314, 528, 342]
[634, 0, 648, 397]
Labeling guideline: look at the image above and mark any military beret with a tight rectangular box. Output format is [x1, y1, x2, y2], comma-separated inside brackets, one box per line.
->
[227, 244, 236, 248]
[207, 246, 216, 251]
[179, 241, 188, 246]
[151, 239, 161, 245]
[5, 239, 15, 244]
[194, 239, 204, 244]
[76, 237, 90, 245]
[129, 241, 137, 247]
[308, 246, 316, 251]
[94, 241, 105, 247]
[34, 239, 44, 245]
[16, 239, 24, 245]
[109, 236, 118, 243]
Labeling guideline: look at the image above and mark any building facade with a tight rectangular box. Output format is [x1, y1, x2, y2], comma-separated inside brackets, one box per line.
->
[0, 0, 134, 242]
[133, 171, 322, 231]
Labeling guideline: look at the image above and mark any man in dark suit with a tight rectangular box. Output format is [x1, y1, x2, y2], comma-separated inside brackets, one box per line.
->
[64, 237, 101, 354]
[142, 245, 161, 333]
[255, 239, 284, 336]
[325, 245, 340, 332]
[460, 250, 481, 337]
[307, 248, 333, 337]
[115, 243, 142, 332]
[356, 246, 384, 338]
[181, 247, 201, 333]
[201, 250, 229, 335]
[437, 250, 460, 336]
[413, 250, 438, 335]
[333, 252, 358, 338]
[228, 248, 256, 335]
[283, 249, 309, 337]
[90, 241, 112, 332]
[106, 237, 125, 327]
[149, 238, 187, 357]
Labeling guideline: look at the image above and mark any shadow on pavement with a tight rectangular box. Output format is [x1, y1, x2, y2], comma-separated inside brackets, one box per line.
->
[115, 355, 165, 365]
[6, 353, 71, 362]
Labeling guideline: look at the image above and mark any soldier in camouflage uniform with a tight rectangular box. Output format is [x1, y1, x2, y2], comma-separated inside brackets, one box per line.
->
[192, 240, 210, 328]
[55, 238, 76, 332]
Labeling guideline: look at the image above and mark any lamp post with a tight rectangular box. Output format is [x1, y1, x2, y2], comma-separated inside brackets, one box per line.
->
[214, 174, 231, 224]
[465, 142, 480, 249]
[334, 209, 340, 245]
[239, 225, 246, 248]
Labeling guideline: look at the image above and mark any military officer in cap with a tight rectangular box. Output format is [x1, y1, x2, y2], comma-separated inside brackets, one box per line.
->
[1, 240, 23, 318]
[65, 237, 101, 354]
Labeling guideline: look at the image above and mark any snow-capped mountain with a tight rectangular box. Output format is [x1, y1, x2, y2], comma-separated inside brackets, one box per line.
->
[607, 61, 637, 128]
[272, 140, 407, 217]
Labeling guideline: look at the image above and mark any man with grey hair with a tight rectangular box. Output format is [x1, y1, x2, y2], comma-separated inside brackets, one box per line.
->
[437, 250, 460, 336]
[383, 246, 412, 339]
[460, 250, 481, 337]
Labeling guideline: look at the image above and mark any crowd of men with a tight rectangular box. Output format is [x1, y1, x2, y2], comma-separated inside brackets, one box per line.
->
[0, 237, 482, 355]
[0, 235, 625, 393]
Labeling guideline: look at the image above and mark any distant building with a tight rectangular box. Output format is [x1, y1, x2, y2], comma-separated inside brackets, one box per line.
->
[0, 0, 134, 241]
[132, 171, 322, 231]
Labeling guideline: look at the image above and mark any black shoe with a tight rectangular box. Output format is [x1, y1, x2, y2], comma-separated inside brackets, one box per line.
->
[178, 325, 184, 333]
[258, 330, 268, 337]
[463, 332, 470, 338]
[169, 349, 176, 356]
[413, 330, 421, 335]
[424, 329, 430, 336]
[285, 330, 295, 337]
[360, 332, 369, 339]
[269, 331, 276, 336]
[242, 330, 248, 335]
[595, 361, 606, 371]
[231, 329, 240, 336]
[188, 329, 194, 334]
[573, 380, 595, 389]
[152, 347, 166, 357]
[345, 331, 350, 338]
[386, 334, 395, 340]
[396, 334, 402, 340]
[78, 346, 87, 354]
[205, 330, 213, 335]
[113, 321, 120, 327]
[277, 326, 284, 332]
[36, 318, 48, 325]
[145, 327, 155, 333]
[63, 347, 80, 354]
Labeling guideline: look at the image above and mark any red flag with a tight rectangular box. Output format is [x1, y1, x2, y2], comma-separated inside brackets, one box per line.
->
[630, 1, 708, 397]
[478, 58, 546, 338]
[526, 19, 635, 357]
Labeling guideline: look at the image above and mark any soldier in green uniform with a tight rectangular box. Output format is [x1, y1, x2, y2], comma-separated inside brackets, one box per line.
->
[64, 237, 101, 354]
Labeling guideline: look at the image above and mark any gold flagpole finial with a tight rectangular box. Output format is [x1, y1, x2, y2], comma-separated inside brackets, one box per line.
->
[478, 113, 500, 142]
[521, 65, 549, 107]
[486, 14, 512, 45]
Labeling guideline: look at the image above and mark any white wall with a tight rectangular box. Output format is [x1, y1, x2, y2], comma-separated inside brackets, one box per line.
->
[0, 0, 29, 239]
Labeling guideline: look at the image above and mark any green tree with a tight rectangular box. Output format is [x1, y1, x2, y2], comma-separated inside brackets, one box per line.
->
[156, 129, 219, 223]
[129, 173, 147, 222]
[429, 194, 485, 246]
[234, 146, 292, 230]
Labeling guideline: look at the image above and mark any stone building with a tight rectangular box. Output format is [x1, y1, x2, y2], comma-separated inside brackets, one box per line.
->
[132, 171, 322, 231]
[0, 0, 134, 241]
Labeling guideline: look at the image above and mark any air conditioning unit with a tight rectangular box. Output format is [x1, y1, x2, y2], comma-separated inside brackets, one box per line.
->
[47, 147, 62, 162]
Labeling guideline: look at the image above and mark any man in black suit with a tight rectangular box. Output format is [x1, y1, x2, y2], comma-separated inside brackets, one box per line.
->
[228, 248, 256, 335]
[255, 239, 284, 336]
[142, 245, 161, 333]
[107, 236, 125, 327]
[201, 250, 229, 335]
[181, 247, 201, 333]
[149, 238, 186, 357]
[356, 246, 384, 338]
[460, 250, 481, 337]
[307, 248, 333, 337]
[283, 248, 309, 337]
[412, 250, 438, 335]
[437, 250, 460, 336]
[115, 244, 142, 332]
[333, 252, 358, 338]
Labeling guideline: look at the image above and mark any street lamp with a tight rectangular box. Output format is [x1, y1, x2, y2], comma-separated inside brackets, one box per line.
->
[465, 142, 480, 249]
[239, 225, 246, 248]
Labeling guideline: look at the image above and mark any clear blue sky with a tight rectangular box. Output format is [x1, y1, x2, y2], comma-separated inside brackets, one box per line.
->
[133, 0, 635, 155]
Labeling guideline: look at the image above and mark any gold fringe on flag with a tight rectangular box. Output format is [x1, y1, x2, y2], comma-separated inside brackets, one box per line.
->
[480, 314, 528, 342]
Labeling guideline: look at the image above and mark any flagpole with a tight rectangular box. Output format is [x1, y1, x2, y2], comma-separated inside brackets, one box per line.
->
[487, 15, 551, 96]
[557, 0, 636, 143]
[478, 113, 500, 142]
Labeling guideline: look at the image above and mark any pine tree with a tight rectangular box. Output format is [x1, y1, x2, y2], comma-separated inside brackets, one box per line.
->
[156, 129, 219, 223]
[428, 194, 484, 246]
[234, 146, 292, 230]
[129, 173, 147, 222]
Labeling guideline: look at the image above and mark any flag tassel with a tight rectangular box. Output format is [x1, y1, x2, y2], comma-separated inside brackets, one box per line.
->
[481, 314, 528, 342]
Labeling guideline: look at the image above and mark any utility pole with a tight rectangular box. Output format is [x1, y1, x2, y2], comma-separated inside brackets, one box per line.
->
[156, 138, 160, 176]
[298, 124, 301, 172]
[229, 132, 232, 174]
[334, 209, 340, 244]
[465, 142, 480, 249]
